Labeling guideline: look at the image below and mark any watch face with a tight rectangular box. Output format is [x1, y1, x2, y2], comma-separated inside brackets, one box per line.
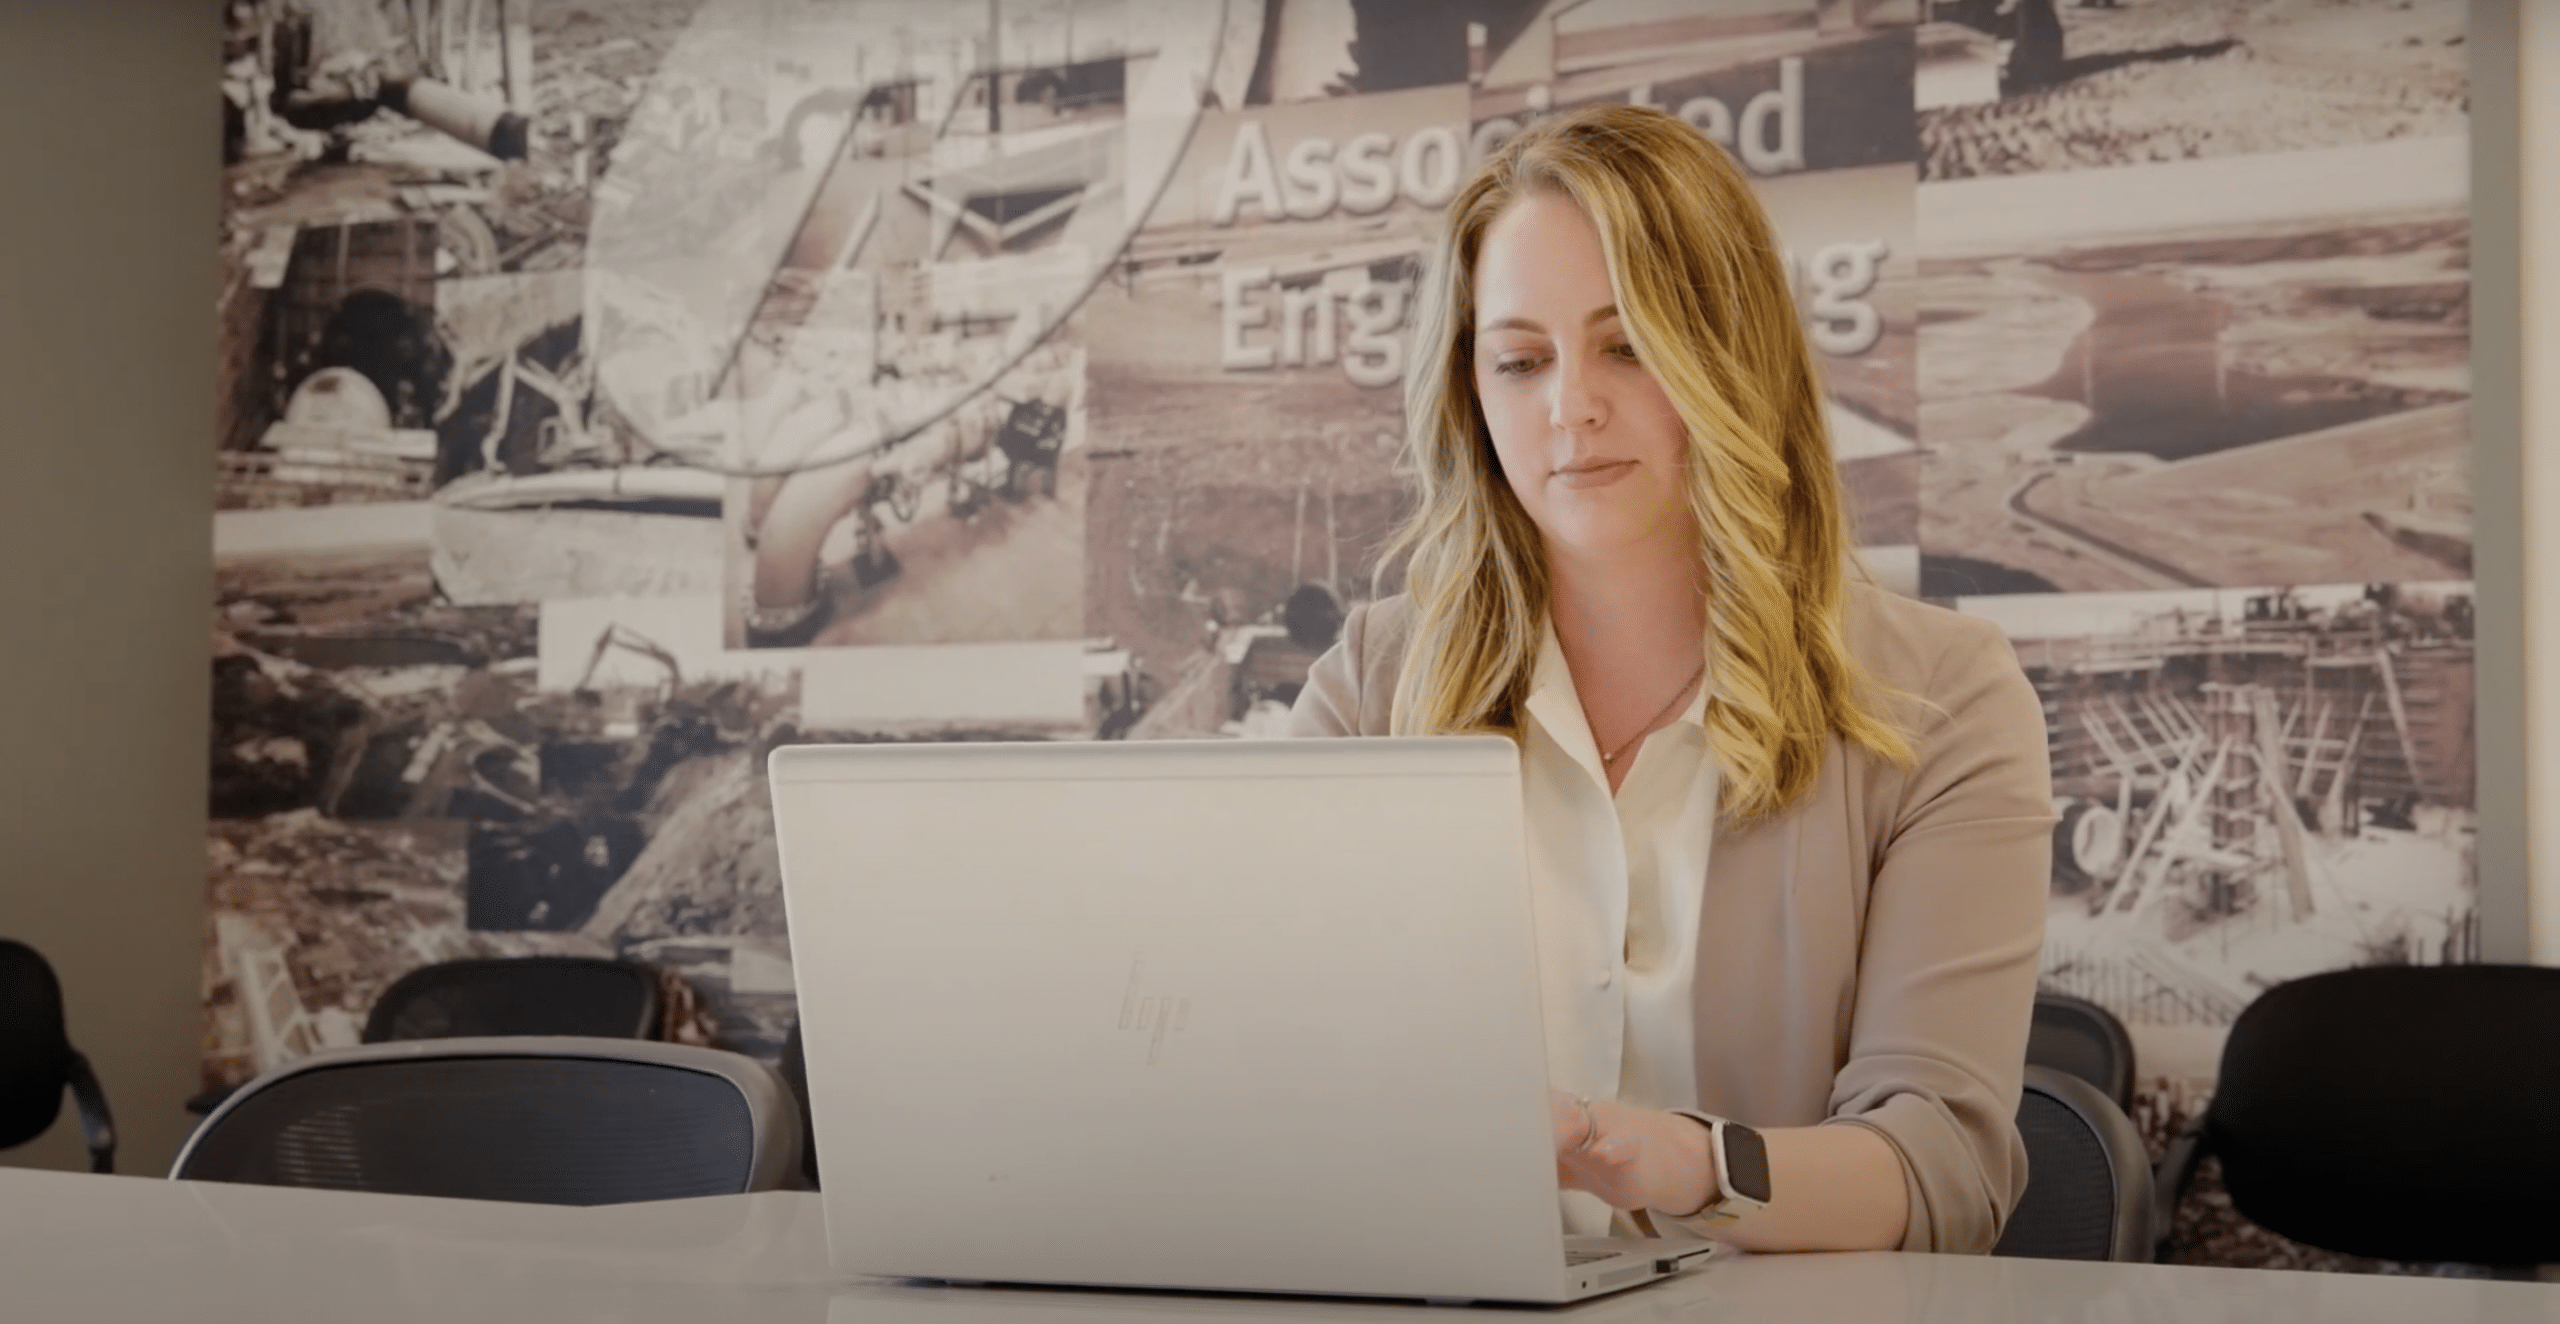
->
[1722, 1124, 1773, 1205]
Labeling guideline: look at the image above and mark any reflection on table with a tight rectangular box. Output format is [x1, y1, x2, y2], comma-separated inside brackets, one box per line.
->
[4, 1169, 2550, 1324]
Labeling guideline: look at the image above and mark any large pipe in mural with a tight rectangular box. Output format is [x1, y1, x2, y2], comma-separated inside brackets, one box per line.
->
[747, 460, 881, 642]
[745, 389, 1024, 644]
[380, 77, 530, 161]
[261, 4, 531, 160]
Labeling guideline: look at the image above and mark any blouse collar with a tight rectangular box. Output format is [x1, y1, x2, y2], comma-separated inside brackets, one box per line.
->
[1521, 622, 1709, 789]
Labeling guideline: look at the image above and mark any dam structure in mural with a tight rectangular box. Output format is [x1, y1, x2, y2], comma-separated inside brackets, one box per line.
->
[2013, 583, 2477, 1034]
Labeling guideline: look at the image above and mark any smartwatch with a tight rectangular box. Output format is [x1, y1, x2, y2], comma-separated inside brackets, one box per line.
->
[1670, 1111, 1771, 1230]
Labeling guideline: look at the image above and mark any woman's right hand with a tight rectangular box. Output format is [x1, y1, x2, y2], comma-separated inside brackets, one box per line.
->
[1548, 1090, 1716, 1218]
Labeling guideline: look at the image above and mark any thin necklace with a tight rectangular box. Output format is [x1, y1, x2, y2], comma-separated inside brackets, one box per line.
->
[1598, 661, 1707, 767]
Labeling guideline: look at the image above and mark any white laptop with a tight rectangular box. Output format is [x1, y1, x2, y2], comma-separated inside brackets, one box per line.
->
[769, 736, 1717, 1304]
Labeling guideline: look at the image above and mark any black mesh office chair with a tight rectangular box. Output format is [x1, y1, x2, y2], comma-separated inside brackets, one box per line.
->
[363, 956, 663, 1043]
[2026, 991, 2135, 1112]
[0, 939, 114, 1173]
[2155, 965, 2560, 1266]
[170, 1036, 800, 1204]
[1992, 1065, 2154, 1262]
[187, 956, 669, 1118]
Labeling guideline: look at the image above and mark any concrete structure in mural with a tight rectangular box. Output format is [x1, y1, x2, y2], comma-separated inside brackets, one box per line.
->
[2020, 586, 2477, 1035]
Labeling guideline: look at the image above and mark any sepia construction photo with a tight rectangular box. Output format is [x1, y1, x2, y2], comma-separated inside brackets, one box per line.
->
[1962, 579, 2476, 1265]
[1915, 128, 2470, 599]
[199, 6, 2494, 1279]
[1915, 0, 2467, 181]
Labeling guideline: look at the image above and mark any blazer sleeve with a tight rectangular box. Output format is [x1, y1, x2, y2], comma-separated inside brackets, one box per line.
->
[1287, 601, 1374, 738]
[1823, 616, 2054, 1254]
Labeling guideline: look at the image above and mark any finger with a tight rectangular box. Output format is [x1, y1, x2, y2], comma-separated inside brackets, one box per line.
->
[1579, 1097, 1617, 1158]
[1548, 1091, 1583, 1151]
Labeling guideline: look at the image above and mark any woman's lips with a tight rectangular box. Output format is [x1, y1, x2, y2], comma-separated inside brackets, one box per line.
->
[1553, 459, 1635, 490]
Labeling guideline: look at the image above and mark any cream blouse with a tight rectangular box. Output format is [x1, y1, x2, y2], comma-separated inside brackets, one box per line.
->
[1288, 586, 2051, 1254]
[1517, 627, 1719, 1238]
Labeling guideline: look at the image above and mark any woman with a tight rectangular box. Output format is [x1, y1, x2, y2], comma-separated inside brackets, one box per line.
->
[1288, 104, 2052, 1254]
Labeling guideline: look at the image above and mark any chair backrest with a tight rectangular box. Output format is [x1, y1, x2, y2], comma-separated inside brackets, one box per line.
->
[2026, 991, 2135, 1111]
[777, 1017, 819, 1189]
[2206, 964, 2560, 1265]
[363, 956, 663, 1043]
[0, 938, 72, 1148]
[170, 1036, 800, 1204]
[1992, 1065, 2155, 1262]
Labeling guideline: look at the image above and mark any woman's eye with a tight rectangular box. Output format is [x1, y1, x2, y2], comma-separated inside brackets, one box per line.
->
[1493, 355, 1544, 377]
[1607, 342, 1641, 363]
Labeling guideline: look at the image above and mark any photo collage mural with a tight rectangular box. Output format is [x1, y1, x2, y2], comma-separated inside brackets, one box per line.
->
[212, 0, 2473, 1268]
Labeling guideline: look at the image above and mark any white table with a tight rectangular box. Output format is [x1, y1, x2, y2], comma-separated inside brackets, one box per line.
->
[6, 1168, 2553, 1323]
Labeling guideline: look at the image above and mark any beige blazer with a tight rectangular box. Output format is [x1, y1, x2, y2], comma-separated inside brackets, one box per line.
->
[1286, 583, 2054, 1253]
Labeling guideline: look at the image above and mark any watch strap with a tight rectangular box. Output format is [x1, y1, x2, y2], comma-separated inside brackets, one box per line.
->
[1667, 1109, 1769, 1230]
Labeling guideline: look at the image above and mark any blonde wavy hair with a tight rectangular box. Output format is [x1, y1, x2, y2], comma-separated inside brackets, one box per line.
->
[1387, 103, 1910, 823]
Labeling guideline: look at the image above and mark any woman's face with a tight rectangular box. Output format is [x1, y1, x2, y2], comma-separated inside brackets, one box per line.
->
[1470, 191, 1693, 565]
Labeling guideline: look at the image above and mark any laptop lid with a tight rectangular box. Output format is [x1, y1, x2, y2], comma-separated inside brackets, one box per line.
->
[771, 736, 1574, 1302]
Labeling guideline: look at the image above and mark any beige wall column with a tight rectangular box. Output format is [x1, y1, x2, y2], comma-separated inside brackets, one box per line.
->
[0, 1, 217, 1175]
[2522, 1, 2560, 962]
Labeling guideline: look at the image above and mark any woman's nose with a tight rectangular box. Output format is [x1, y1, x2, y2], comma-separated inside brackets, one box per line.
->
[1549, 361, 1606, 433]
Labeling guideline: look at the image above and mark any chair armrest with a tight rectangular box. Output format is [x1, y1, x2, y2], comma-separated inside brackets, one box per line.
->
[2152, 1121, 2206, 1261]
[64, 1050, 114, 1175]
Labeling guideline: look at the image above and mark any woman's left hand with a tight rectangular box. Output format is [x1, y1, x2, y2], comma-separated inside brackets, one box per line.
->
[1548, 1089, 1717, 1217]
